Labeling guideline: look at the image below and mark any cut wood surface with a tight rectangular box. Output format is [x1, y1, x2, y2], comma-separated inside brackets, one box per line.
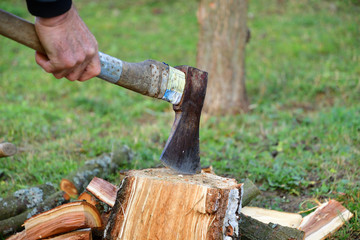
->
[104, 168, 243, 240]
[241, 206, 303, 228]
[239, 213, 305, 240]
[86, 177, 118, 207]
[0, 142, 17, 158]
[46, 229, 92, 240]
[60, 145, 132, 198]
[0, 183, 56, 221]
[0, 191, 68, 237]
[24, 201, 102, 240]
[299, 199, 353, 240]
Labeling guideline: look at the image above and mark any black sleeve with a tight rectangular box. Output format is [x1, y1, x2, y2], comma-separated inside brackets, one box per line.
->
[26, 0, 72, 18]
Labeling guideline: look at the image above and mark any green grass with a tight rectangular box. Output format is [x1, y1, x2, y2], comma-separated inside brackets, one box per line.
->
[0, 0, 359, 239]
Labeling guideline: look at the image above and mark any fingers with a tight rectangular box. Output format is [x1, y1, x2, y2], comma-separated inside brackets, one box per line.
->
[34, 5, 101, 82]
[35, 47, 100, 82]
[78, 52, 101, 82]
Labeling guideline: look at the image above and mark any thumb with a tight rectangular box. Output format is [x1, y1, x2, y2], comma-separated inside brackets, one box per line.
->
[35, 51, 55, 73]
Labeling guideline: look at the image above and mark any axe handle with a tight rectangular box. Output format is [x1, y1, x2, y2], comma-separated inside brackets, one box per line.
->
[0, 9, 185, 105]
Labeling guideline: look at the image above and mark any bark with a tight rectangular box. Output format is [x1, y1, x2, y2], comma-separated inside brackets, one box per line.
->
[239, 213, 305, 240]
[0, 183, 56, 221]
[0, 142, 17, 158]
[104, 168, 243, 240]
[60, 145, 132, 198]
[197, 0, 249, 115]
[0, 191, 68, 237]
[241, 178, 261, 207]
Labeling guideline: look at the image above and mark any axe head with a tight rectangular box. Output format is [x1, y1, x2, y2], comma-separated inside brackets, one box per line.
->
[160, 66, 208, 175]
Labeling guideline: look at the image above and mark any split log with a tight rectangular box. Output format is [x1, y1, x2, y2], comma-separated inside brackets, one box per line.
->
[24, 201, 102, 240]
[241, 206, 303, 228]
[239, 213, 305, 240]
[0, 183, 56, 221]
[0, 142, 17, 158]
[5, 230, 26, 240]
[299, 199, 353, 240]
[60, 145, 132, 198]
[104, 168, 243, 240]
[86, 177, 118, 207]
[46, 229, 92, 240]
[0, 191, 68, 237]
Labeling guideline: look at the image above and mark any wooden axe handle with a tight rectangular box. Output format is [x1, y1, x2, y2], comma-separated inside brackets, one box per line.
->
[0, 9, 185, 105]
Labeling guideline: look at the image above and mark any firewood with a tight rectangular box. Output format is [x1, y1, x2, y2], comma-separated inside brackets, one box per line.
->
[24, 201, 102, 240]
[0, 142, 17, 158]
[60, 146, 132, 198]
[5, 230, 26, 240]
[199, 166, 260, 207]
[241, 206, 303, 228]
[239, 213, 305, 240]
[298, 199, 353, 240]
[104, 168, 243, 240]
[46, 229, 92, 240]
[86, 177, 118, 207]
[0, 183, 56, 221]
[241, 179, 261, 207]
[78, 192, 99, 207]
[0, 191, 68, 237]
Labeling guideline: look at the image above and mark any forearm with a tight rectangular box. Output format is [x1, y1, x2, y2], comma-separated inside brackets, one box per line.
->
[26, 0, 72, 18]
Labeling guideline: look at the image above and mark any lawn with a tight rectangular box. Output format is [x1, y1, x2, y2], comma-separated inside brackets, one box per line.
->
[0, 0, 359, 239]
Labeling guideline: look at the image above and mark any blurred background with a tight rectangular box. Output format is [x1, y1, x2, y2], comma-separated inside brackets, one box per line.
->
[0, 0, 359, 238]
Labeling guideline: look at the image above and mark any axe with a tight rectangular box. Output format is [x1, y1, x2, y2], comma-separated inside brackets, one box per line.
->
[0, 9, 207, 175]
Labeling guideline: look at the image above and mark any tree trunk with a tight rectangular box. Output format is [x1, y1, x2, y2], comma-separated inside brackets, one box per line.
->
[104, 168, 243, 240]
[197, 0, 249, 115]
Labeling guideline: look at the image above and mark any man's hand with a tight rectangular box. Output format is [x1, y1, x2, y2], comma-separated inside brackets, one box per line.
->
[34, 4, 101, 81]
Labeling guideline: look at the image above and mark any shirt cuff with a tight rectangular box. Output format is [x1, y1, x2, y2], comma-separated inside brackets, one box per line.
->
[26, 0, 72, 18]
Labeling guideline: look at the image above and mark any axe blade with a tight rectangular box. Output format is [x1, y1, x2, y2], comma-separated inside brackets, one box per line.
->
[160, 66, 208, 175]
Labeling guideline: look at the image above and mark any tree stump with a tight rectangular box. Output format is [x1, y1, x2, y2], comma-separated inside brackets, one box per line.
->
[104, 168, 243, 240]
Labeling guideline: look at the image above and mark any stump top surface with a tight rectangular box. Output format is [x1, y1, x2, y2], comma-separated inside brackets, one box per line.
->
[125, 168, 239, 189]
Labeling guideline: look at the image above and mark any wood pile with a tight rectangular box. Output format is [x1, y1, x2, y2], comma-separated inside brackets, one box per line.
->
[3, 164, 354, 240]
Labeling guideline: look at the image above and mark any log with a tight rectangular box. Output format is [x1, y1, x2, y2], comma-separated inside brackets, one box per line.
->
[0, 191, 68, 237]
[104, 168, 243, 240]
[239, 213, 305, 240]
[298, 199, 353, 240]
[5, 230, 26, 240]
[60, 145, 132, 198]
[0, 183, 56, 221]
[46, 229, 92, 240]
[24, 201, 102, 240]
[241, 206, 303, 228]
[241, 179, 261, 207]
[86, 177, 118, 207]
[0, 142, 17, 158]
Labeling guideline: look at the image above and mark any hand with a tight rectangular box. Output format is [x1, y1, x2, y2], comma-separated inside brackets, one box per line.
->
[34, 5, 101, 81]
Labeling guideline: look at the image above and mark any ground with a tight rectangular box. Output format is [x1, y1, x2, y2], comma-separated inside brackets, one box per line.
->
[0, 0, 359, 239]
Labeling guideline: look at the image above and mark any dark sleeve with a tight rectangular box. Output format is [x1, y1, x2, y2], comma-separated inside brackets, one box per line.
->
[26, 0, 72, 18]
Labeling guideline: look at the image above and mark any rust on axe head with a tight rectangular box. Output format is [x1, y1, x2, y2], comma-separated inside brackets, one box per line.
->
[160, 66, 208, 175]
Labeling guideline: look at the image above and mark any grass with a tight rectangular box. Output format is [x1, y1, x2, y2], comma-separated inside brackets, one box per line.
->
[0, 0, 359, 239]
